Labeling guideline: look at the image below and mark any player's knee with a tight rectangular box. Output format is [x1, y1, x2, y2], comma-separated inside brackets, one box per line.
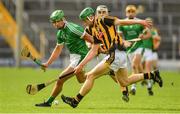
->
[78, 79, 85, 83]
[86, 73, 95, 81]
[121, 82, 128, 87]
[77, 77, 86, 83]
[76, 74, 86, 83]
[119, 80, 129, 87]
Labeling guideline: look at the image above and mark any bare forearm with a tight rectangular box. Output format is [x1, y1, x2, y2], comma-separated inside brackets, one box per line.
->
[46, 45, 62, 65]
[140, 29, 152, 39]
[115, 19, 141, 25]
[83, 33, 94, 44]
[79, 45, 99, 67]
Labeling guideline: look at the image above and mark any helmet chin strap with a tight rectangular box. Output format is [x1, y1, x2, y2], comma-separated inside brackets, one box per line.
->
[57, 19, 66, 30]
[87, 16, 94, 22]
[62, 18, 66, 22]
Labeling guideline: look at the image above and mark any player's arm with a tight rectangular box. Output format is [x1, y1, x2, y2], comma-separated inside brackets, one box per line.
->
[82, 31, 94, 44]
[80, 44, 99, 66]
[122, 39, 132, 48]
[138, 28, 152, 40]
[75, 43, 99, 74]
[74, 25, 93, 44]
[43, 44, 64, 67]
[114, 18, 152, 28]
[153, 32, 161, 50]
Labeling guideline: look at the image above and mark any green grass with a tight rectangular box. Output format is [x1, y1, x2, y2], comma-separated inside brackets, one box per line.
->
[0, 67, 180, 113]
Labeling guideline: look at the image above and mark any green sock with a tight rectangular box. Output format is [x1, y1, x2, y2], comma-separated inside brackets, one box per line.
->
[46, 96, 55, 104]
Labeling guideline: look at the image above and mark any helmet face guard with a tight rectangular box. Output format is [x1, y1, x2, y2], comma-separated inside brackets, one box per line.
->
[96, 5, 109, 15]
[79, 7, 95, 21]
[50, 10, 64, 23]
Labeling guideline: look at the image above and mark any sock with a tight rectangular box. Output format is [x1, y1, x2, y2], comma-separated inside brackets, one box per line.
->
[122, 87, 128, 95]
[150, 72, 154, 79]
[148, 87, 152, 91]
[109, 70, 115, 76]
[75, 93, 84, 102]
[122, 90, 128, 96]
[46, 96, 55, 104]
[147, 80, 152, 89]
[144, 72, 154, 79]
[131, 84, 136, 90]
[144, 73, 149, 79]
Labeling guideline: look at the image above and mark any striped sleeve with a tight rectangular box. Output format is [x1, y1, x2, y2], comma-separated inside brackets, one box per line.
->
[56, 31, 65, 45]
[67, 23, 84, 38]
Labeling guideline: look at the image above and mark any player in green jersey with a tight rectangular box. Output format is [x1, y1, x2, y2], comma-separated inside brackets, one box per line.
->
[142, 19, 154, 95]
[118, 5, 152, 95]
[35, 10, 93, 107]
[149, 18, 161, 70]
[141, 18, 161, 95]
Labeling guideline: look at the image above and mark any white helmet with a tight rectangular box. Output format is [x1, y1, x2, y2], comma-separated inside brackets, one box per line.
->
[96, 5, 109, 16]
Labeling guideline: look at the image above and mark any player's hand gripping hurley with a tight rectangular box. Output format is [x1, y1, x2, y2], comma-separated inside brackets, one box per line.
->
[21, 46, 46, 71]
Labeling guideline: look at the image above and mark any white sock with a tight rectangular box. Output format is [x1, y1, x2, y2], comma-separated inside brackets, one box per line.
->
[131, 83, 136, 90]
[147, 80, 152, 89]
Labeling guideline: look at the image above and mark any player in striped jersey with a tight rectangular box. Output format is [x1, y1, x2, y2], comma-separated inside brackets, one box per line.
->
[35, 10, 94, 107]
[61, 7, 163, 108]
[95, 5, 129, 102]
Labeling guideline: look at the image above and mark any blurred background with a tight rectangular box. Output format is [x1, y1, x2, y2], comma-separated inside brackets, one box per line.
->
[0, 0, 180, 70]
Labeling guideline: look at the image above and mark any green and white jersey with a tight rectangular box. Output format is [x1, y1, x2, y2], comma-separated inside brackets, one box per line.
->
[143, 30, 154, 49]
[117, 18, 144, 53]
[56, 21, 89, 57]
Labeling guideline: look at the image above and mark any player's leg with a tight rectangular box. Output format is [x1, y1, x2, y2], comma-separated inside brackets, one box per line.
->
[100, 53, 129, 102]
[152, 60, 158, 70]
[114, 56, 163, 89]
[130, 48, 144, 95]
[152, 52, 159, 70]
[145, 60, 154, 95]
[116, 69, 162, 87]
[108, 69, 118, 83]
[140, 59, 148, 86]
[79, 61, 109, 96]
[107, 69, 129, 102]
[61, 60, 110, 108]
[127, 53, 136, 95]
[130, 52, 142, 95]
[107, 50, 129, 102]
[144, 49, 154, 95]
[35, 54, 84, 107]
[35, 66, 75, 107]
[75, 70, 86, 83]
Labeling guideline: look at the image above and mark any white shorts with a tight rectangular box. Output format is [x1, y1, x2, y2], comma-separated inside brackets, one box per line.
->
[143, 48, 153, 61]
[69, 54, 82, 68]
[97, 53, 107, 62]
[152, 52, 158, 61]
[128, 47, 144, 62]
[100, 50, 127, 72]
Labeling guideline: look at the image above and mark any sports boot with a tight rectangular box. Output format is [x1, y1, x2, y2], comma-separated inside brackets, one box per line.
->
[35, 102, 51, 107]
[153, 70, 163, 87]
[61, 94, 79, 108]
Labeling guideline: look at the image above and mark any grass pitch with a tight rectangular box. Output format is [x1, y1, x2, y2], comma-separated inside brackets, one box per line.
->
[0, 67, 180, 113]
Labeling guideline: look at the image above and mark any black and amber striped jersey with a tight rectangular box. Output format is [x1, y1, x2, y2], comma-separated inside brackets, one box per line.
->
[85, 16, 124, 52]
